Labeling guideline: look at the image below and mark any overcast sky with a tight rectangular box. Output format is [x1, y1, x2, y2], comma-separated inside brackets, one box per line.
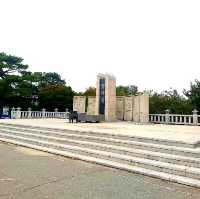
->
[1, 0, 200, 93]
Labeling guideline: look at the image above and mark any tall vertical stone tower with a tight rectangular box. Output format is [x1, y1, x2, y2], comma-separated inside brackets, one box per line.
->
[95, 73, 116, 122]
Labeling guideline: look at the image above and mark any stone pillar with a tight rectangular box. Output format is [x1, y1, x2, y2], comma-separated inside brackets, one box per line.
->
[116, 97, 124, 120]
[95, 73, 116, 122]
[73, 96, 86, 113]
[87, 96, 96, 115]
[165, 109, 170, 124]
[28, 107, 32, 118]
[11, 107, 16, 119]
[16, 107, 21, 119]
[124, 96, 133, 121]
[139, 94, 149, 123]
[192, 109, 198, 125]
[65, 108, 69, 119]
[132, 96, 140, 122]
[42, 108, 46, 118]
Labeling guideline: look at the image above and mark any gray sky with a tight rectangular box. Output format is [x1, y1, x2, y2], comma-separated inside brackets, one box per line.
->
[1, 0, 200, 93]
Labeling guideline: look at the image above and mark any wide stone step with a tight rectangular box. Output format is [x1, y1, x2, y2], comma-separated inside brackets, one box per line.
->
[0, 123, 196, 148]
[1, 129, 200, 168]
[1, 132, 200, 181]
[1, 134, 200, 188]
[1, 128, 200, 160]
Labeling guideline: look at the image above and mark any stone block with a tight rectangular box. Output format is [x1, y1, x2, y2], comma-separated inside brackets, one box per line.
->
[116, 97, 124, 120]
[124, 96, 133, 121]
[87, 97, 96, 115]
[73, 96, 86, 113]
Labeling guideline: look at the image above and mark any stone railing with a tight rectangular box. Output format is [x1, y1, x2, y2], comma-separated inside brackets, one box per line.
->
[11, 108, 69, 119]
[149, 109, 200, 125]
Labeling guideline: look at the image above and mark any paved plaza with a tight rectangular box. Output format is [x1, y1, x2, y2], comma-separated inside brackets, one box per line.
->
[0, 141, 200, 199]
[1, 119, 200, 145]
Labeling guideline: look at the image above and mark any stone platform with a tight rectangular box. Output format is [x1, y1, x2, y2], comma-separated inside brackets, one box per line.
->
[1, 119, 200, 146]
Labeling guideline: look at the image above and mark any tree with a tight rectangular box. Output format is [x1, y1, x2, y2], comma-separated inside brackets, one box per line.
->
[184, 79, 200, 112]
[150, 89, 192, 114]
[116, 85, 138, 96]
[0, 52, 28, 79]
[84, 87, 96, 96]
[38, 84, 74, 111]
[39, 72, 66, 88]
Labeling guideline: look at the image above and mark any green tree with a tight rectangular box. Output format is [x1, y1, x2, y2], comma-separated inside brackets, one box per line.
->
[116, 85, 138, 96]
[84, 87, 96, 96]
[150, 89, 192, 114]
[184, 79, 200, 112]
[0, 52, 28, 79]
[38, 84, 74, 111]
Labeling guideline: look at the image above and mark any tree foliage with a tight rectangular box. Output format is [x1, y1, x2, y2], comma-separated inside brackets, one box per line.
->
[116, 85, 138, 96]
[149, 89, 193, 114]
[38, 85, 74, 111]
[0, 52, 28, 79]
[0, 52, 74, 111]
[84, 87, 96, 96]
[184, 79, 200, 112]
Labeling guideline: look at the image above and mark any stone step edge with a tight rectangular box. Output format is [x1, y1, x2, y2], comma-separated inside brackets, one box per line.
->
[0, 136, 200, 189]
[1, 128, 200, 156]
[0, 123, 197, 148]
[1, 129, 200, 164]
[1, 132, 200, 176]
[0, 125, 196, 149]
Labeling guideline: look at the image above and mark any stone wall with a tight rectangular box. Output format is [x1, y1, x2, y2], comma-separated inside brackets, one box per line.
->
[132, 96, 140, 122]
[73, 93, 149, 123]
[73, 96, 86, 113]
[139, 94, 149, 123]
[124, 96, 133, 121]
[116, 97, 124, 120]
[87, 97, 96, 115]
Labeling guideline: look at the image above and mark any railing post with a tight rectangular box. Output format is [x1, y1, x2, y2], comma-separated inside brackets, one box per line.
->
[192, 109, 198, 125]
[165, 109, 170, 124]
[65, 108, 69, 119]
[16, 107, 21, 119]
[54, 108, 58, 118]
[42, 108, 46, 118]
[28, 107, 32, 118]
[11, 107, 15, 119]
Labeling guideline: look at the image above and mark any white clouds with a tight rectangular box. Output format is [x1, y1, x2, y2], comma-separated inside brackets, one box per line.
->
[1, 0, 200, 93]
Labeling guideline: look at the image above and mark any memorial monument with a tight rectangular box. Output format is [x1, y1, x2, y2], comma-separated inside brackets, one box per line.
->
[95, 73, 116, 121]
[73, 73, 149, 123]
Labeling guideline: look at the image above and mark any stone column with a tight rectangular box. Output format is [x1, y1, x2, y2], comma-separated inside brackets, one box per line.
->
[87, 96, 96, 115]
[192, 109, 198, 125]
[124, 96, 133, 121]
[133, 96, 140, 122]
[139, 94, 149, 123]
[11, 107, 16, 119]
[165, 109, 170, 124]
[95, 73, 116, 121]
[116, 97, 124, 120]
[28, 107, 32, 118]
[65, 108, 69, 119]
[42, 108, 46, 118]
[16, 107, 21, 119]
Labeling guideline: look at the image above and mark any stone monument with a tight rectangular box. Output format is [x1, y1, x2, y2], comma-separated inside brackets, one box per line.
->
[73, 73, 149, 123]
[95, 73, 116, 122]
[73, 96, 86, 113]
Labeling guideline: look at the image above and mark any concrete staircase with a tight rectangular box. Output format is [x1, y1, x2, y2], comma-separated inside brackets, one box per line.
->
[0, 123, 200, 188]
